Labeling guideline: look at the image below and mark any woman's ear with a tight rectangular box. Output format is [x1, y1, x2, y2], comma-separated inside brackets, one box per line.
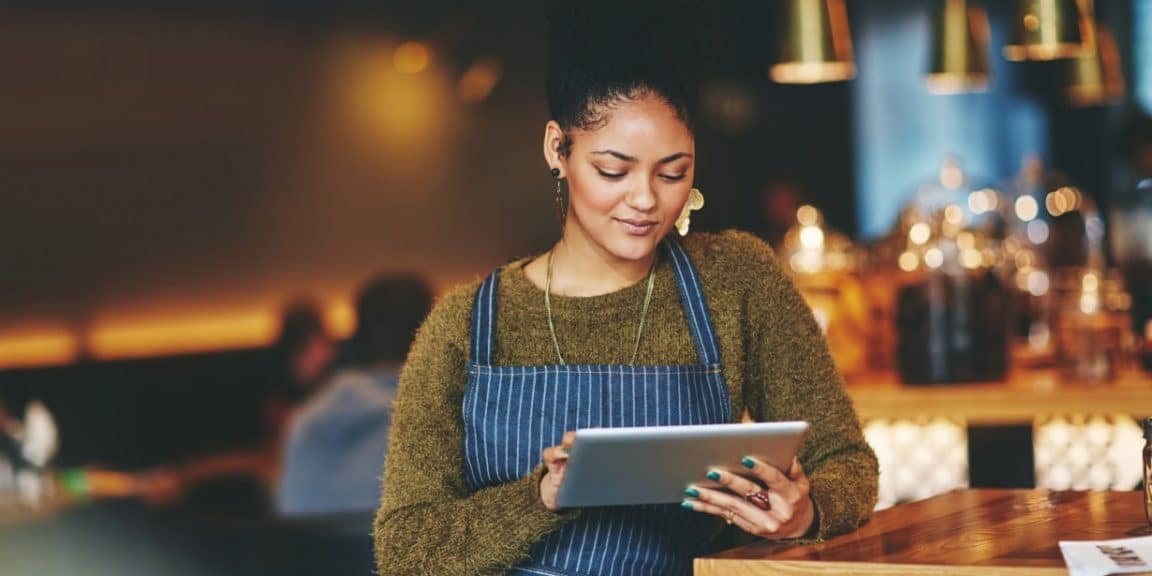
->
[543, 120, 566, 176]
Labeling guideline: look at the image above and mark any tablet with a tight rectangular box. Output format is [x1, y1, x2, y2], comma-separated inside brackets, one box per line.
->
[555, 421, 809, 508]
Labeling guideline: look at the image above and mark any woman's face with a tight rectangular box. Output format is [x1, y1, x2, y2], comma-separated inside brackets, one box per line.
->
[550, 92, 695, 264]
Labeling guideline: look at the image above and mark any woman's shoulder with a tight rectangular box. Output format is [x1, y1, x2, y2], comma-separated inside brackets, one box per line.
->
[680, 229, 783, 278]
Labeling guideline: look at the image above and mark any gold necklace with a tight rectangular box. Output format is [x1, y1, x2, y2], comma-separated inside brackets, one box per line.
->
[544, 250, 657, 364]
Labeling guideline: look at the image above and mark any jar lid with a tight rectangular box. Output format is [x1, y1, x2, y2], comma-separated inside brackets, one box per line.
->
[1144, 417, 1152, 440]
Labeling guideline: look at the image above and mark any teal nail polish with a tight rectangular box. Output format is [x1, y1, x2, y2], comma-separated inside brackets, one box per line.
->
[681, 500, 695, 510]
[706, 470, 721, 481]
[741, 457, 756, 469]
[684, 487, 700, 497]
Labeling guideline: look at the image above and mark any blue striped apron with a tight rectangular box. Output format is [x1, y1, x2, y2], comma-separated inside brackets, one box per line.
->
[463, 240, 733, 576]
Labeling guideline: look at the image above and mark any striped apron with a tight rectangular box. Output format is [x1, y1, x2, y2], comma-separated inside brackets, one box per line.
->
[463, 240, 733, 576]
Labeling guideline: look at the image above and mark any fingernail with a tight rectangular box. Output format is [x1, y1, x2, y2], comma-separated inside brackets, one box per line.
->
[706, 470, 721, 482]
[680, 500, 695, 510]
[684, 487, 700, 497]
[561, 447, 570, 454]
[741, 457, 755, 469]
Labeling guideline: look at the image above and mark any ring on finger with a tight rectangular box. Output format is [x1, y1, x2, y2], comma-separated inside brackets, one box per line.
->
[744, 489, 772, 511]
[723, 509, 734, 525]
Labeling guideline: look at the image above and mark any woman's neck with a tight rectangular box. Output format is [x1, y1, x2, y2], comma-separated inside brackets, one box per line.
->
[546, 236, 657, 297]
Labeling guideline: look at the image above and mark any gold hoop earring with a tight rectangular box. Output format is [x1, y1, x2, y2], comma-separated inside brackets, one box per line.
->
[675, 188, 704, 236]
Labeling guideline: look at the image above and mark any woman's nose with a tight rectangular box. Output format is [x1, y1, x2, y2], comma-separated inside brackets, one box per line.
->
[625, 178, 657, 211]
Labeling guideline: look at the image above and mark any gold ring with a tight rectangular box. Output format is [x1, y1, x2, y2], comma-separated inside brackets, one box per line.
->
[723, 509, 734, 525]
[745, 489, 772, 511]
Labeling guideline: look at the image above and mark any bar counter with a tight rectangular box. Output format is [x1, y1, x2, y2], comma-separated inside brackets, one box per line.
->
[696, 489, 1149, 575]
[845, 369, 1152, 424]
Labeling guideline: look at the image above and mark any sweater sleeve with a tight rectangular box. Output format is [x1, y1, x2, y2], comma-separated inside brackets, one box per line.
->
[734, 232, 878, 539]
[373, 284, 578, 575]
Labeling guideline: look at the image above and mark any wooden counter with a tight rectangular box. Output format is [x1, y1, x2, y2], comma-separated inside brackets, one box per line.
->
[845, 370, 1152, 424]
[696, 489, 1150, 575]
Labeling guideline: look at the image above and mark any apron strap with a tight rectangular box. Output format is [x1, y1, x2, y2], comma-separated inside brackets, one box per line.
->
[470, 270, 500, 365]
[663, 239, 722, 366]
[469, 239, 722, 366]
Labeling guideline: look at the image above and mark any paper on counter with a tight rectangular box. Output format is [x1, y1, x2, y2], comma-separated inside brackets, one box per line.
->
[1060, 534, 1152, 576]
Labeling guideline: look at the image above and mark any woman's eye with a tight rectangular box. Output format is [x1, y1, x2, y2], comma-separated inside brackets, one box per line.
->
[596, 169, 626, 180]
[660, 173, 687, 182]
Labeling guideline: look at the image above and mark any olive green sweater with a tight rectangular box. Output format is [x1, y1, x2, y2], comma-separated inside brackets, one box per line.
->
[374, 230, 878, 575]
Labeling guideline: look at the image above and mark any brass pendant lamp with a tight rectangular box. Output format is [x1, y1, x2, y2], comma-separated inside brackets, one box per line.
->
[1066, 23, 1125, 107]
[770, 0, 856, 84]
[926, 0, 991, 93]
[1003, 0, 1089, 61]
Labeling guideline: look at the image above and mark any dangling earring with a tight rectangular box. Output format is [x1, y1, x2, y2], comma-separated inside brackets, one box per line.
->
[551, 167, 567, 231]
[675, 188, 705, 236]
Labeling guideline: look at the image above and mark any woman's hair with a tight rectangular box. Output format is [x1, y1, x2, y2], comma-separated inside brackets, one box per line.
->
[546, 0, 700, 154]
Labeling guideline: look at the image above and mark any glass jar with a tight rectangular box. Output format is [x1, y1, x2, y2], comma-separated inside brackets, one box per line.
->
[885, 158, 1013, 385]
[1051, 268, 1132, 383]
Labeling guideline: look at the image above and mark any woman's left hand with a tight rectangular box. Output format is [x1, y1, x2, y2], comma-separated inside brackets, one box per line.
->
[683, 456, 815, 540]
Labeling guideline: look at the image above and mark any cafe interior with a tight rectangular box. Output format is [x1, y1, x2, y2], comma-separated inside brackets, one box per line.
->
[2, 0, 1151, 574]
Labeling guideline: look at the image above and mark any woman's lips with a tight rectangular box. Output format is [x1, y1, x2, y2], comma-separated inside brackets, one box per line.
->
[616, 218, 658, 235]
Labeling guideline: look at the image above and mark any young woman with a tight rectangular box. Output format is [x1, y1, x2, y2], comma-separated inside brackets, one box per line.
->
[374, 5, 877, 575]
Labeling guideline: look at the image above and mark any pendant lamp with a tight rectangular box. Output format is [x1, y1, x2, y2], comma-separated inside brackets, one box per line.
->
[1003, 0, 1089, 61]
[1066, 24, 1125, 107]
[770, 0, 856, 84]
[926, 0, 991, 93]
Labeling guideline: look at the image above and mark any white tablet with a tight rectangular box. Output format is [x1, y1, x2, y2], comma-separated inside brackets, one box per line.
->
[555, 421, 809, 508]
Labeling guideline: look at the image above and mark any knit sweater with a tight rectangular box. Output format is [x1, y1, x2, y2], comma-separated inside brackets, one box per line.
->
[373, 230, 878, 575]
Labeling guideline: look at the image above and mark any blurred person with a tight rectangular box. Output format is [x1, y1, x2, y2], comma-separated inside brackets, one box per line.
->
[136, 300, 338, 512]
[373, 2, 877, 574]
[277, 275, 433, 516]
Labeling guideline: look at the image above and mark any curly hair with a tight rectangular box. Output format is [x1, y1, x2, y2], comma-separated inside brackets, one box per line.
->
[546, 0, 700, 156]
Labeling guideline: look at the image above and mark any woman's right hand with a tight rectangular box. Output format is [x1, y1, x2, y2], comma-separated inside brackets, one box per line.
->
[539, 431, 576, 511]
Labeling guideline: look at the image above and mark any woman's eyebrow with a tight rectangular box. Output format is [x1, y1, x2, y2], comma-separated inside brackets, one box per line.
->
[591, 150, 694, 164]
[592, 150, 637, 162]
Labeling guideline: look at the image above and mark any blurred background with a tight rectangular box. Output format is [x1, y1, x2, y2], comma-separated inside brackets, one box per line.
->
[1, 0, 1151, 574]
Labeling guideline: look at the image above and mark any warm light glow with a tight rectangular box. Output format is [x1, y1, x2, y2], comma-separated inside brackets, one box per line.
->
[960, 249, 982, 269]
[1027, 270, 1050, 296]
[909, 222, 932, 245]
[957, 232, 975, 251]
[1015, 249, 1035, 269]
[798, 225, 825, 250]
[393, 41, 431, 74]
[770, 62, 856, 84]
[944, 204, 964, 225]
[88, 312, 279, 360]
[334, 37, 453, 153]
[898, 251, 919, 272]
[1015, 195, 1040, 222]
[325, 301, 355, 339]
[1046, 186, 1081, 217]
[968, 190, 989, 214]
[0, 330, 79, 370]
[924, 248, 944, 269]
[1081, 272, 1099, 293]
[457, 57, 503, 103]
[796, 204, 819, 226]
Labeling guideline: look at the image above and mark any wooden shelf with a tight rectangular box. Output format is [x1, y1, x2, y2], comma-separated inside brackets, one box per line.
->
[845, 370, 1152, 424]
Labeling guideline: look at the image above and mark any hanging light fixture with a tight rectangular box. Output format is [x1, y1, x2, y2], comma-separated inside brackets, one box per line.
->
[1003, 0, 1089, 61]
[926, 0, 991, 93]
[1066, 23, 1125, 107]
[770, 0, 856, 84]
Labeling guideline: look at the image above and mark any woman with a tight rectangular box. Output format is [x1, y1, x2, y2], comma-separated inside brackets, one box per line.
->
[374, 5, 877, 575]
